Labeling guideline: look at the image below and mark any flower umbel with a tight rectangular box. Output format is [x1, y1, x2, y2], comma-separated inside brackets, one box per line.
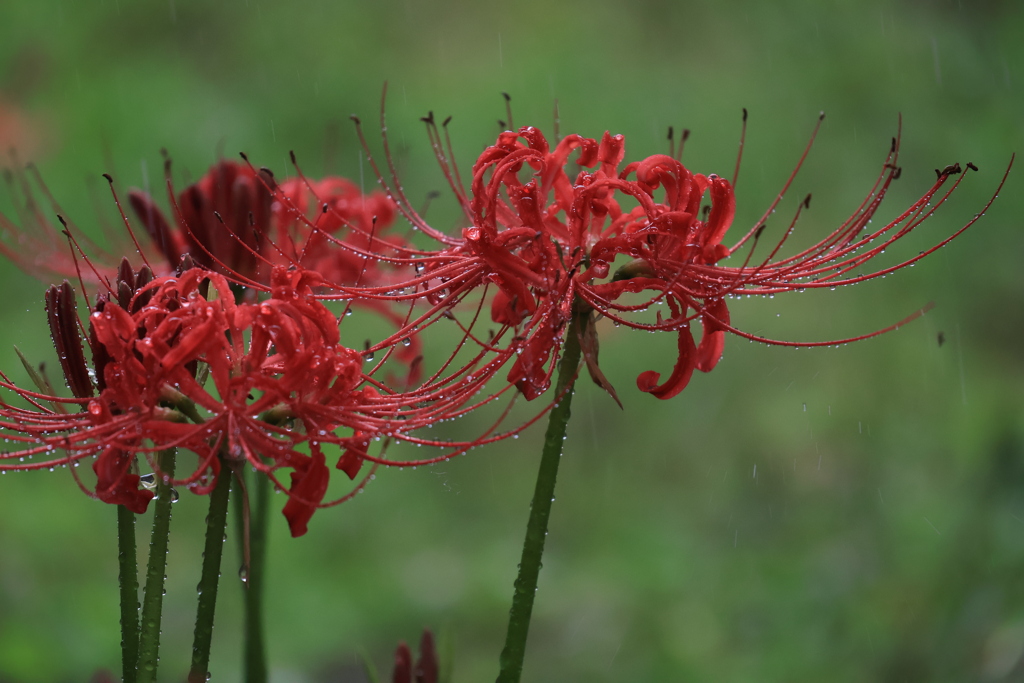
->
[2, 261, 411, 535]
[350, 111, 1010, 406]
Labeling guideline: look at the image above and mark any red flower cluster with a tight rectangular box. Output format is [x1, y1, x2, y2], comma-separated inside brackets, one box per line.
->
[0, 154, 537, 534]
[3, 261, 371, 532]
[0, 109, 1007, 535]
[352, 115, 1007, 404]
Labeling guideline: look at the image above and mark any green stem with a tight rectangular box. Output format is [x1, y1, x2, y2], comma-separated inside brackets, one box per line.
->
[117, 504, 140, 683]
[188, 465, 232, 683]
[497, 308, 585, 683]
[136, 449, 177, 683]
[235, 467, 270, 683]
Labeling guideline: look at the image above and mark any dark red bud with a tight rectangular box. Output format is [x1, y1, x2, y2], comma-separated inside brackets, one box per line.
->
[415, 629, 439, 683]
[45, 281, 94, 399]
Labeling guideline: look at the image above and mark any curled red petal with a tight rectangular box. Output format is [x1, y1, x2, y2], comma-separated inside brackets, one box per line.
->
[636, 324, 697, 400]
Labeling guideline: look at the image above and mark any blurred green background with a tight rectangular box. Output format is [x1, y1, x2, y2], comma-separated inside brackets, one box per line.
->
[0, 0, 1023, 681]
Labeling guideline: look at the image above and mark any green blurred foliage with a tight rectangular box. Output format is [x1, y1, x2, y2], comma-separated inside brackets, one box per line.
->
[0, 0, 1022, 681]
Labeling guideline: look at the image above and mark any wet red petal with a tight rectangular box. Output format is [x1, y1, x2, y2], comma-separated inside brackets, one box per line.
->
[636, 324, 697, 400]
[93, 447, 154, 514]
[695, 298, 730, 373]
[281, 446, 330, 537]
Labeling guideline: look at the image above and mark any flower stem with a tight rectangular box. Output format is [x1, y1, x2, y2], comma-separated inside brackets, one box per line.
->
[235, 467, 270, 683]
[497, 308, 584, 683]
[117, 504, 140, 683]
[188, 465, 232, 683]
[136, 449, 177, 683]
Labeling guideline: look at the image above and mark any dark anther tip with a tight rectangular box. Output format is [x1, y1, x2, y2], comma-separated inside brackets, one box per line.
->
[349, 114, 361, 124]
[102, 173, 113, 183]
[443, 115, 452, 127]
[803, 194, 812, 209]
[57, 215, 68, 227]
[967, 161, 979, 172]
[239, 152, 249, 161]
[502, 92, 511, 102]
[742, 107, 748, 121]
[289, 150, 297, 164]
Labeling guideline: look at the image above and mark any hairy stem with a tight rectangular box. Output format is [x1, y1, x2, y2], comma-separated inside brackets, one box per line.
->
[496, 309, 584, 683]
[188, 465, 232, 683]
[117, 504, 140, 683]
[136, 449, 177, 683]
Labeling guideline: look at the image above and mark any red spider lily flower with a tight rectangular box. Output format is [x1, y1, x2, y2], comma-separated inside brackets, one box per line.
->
[129, 159, 274, 278]
[127, 157, 401, 286]
[1, 262, 383, 534]
[85, 264, 384, 535]
[1, 254, 544, 533]
[2, 156, 402, 291]
[352, 112, 1010, 404]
